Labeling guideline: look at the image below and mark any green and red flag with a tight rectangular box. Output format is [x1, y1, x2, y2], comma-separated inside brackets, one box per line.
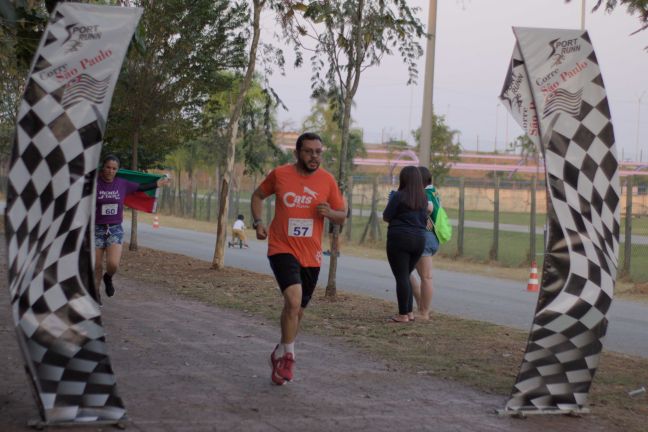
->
[116, 168, 164, 213]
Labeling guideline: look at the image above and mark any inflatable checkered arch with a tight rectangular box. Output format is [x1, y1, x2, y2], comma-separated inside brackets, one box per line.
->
[4, 4, 141, 424]
[501, 28, 620, 413]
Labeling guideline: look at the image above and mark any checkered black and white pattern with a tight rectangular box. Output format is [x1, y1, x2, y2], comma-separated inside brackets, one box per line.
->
[4, 4, 140, 424]
[502, 29, 620, 413]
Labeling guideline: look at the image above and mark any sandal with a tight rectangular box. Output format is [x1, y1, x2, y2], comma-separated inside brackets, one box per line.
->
[387, 315, 410, 323]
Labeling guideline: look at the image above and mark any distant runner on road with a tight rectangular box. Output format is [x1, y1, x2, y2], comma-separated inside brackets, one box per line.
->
[251, 132, 346, 385]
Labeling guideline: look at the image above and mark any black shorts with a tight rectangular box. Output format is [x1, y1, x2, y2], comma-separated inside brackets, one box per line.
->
[268, 253, 320, 308]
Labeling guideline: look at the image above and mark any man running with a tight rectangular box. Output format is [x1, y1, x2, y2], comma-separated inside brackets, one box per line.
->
[251, 132, 346, 385]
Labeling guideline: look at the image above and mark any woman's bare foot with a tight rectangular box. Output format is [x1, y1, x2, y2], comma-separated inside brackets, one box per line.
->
[415, 311, 430, 321]
[388, 314, 410, 323]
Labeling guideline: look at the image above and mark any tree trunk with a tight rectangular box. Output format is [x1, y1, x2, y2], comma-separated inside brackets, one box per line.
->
[369, 176, 379, 242]
[345, 176, 353, 242]
[175, 168, 182, 216]
[325, 80, 354, 297]
[325, 1, 364, 297]
[214, 164, 220, 214]
[457, 177, 465, 256]
[489, 176, 500, 261]
[622, 176, 633, 277]
[187, 167, 194, 216]
[360, 176, 380, 244]
[212, 0, 264, 270]
[129, 128, 139, 251]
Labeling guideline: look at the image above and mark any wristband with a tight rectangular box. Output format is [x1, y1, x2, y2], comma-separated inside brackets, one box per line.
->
[252, 219, 263, 228]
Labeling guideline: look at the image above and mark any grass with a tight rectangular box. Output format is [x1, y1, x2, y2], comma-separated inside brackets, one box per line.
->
[120, 246, 648, 432]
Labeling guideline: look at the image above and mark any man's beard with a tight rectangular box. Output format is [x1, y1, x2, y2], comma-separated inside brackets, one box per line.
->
[299, 159, 319, 173]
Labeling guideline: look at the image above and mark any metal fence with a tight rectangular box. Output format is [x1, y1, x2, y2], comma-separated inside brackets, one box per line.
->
[156, 174, 648, 284]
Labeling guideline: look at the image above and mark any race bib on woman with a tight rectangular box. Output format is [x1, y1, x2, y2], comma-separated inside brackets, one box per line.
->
[101, 204, 118, 216]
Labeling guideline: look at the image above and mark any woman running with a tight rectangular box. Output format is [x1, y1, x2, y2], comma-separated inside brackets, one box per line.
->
[94, 154, 169, 303]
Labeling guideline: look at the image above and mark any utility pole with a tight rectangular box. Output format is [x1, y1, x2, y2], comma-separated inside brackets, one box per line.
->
[581, 0, 586, 30]
[637, 91, 646, 162]
[494, 103, 500, 152]
[419, 0, 438, 168]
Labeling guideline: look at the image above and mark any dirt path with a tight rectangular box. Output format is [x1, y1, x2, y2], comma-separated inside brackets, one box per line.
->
[1, 263, 616, 432]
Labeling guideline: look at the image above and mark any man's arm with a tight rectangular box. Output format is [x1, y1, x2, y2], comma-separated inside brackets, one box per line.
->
[316, 202, 347, 225]
[328, 208, 347, 225]
[251, 186, 268, 240]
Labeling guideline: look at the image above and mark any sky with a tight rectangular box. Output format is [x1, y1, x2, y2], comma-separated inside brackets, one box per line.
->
[263, 0, 648, 162]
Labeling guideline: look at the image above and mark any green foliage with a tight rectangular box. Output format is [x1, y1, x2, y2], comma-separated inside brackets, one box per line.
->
[507, 134, 539, 162]
[414, 114, 461, 186]
[571, 0, 648, 32]
[297, 0, 425, 87]
[0, 1, 48, 162]
[302, 93, 366, 174]
[238, 80, 288, 174]
[0, 1, 48, 69]
[104, 0, 249, 170]
[199, 71, 285, 175]
[281, 0, 425, 192]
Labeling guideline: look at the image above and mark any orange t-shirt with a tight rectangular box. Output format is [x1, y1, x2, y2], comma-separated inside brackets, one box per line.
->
[259, 164, 345, 267]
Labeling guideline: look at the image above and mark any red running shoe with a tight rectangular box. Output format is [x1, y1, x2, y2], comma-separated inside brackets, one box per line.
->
[276, 352, 295, 382]
[269, 347, 286, 385]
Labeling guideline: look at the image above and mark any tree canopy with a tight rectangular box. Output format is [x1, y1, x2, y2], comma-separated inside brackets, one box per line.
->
[569, 0, 648, 33]
[414, 114, 461, 186]
[302, 92, 366, 175]
[104, 0, 249, 170]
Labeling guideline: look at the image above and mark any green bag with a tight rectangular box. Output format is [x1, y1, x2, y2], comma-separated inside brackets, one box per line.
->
[432, 206, 452, 244]
[425, 186, 452, 244]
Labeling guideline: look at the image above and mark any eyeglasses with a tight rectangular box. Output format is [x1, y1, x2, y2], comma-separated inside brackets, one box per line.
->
[300, 148, 323, 157]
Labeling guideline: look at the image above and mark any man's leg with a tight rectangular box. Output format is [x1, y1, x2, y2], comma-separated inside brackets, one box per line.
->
[280, 283, 302, 345]
[269, 284, 301, 384]
[268, 255, 319, 384]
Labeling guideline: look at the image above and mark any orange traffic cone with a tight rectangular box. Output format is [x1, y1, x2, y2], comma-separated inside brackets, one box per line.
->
[153, 215, 160, 229]
[526, 260, 539, 292]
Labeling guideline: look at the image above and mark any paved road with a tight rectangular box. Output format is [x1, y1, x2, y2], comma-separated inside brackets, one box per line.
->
[124, 221, 648, 358]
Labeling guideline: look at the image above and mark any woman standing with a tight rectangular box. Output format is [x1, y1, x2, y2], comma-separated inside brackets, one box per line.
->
[94, 155, 169, 303]
[383, 166, 430, 323]
[410, 166, 440, 320]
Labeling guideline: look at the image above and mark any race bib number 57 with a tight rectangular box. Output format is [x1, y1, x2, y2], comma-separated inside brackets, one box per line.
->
[288, 218, 313, 237]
